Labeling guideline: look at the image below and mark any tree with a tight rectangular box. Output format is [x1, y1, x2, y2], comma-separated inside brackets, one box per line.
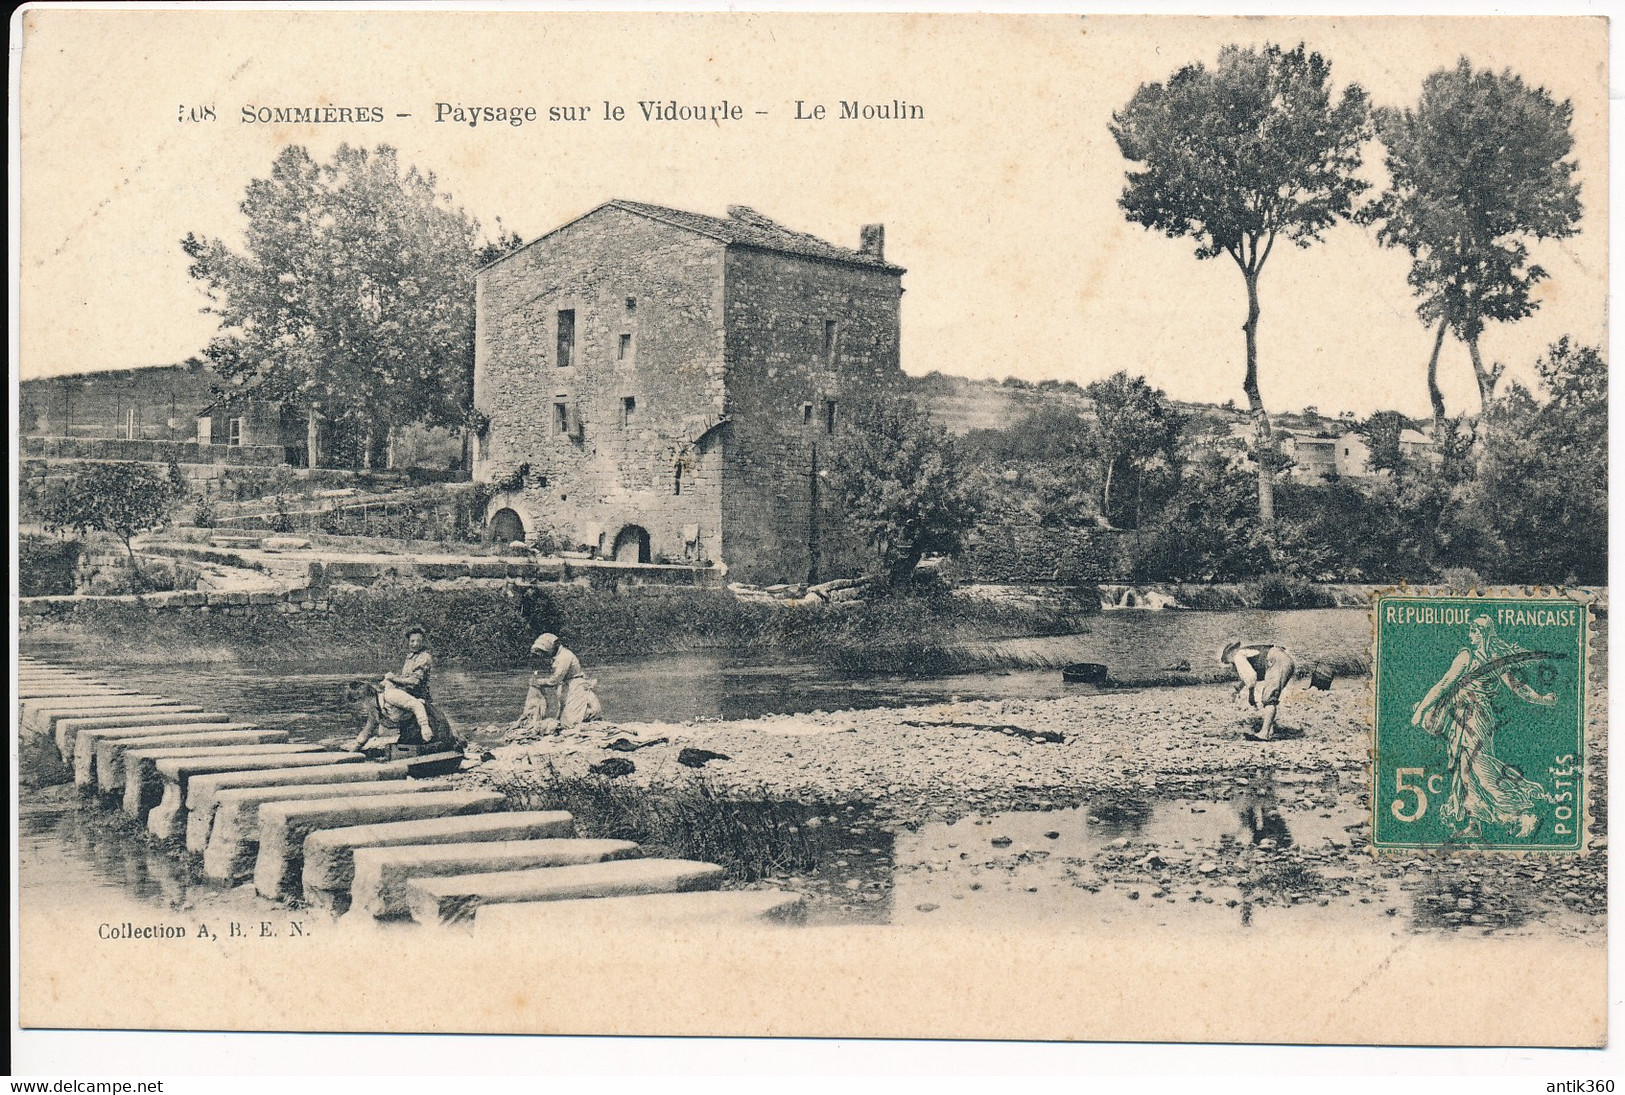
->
[1473, 338, 1607, 583]
[1363, 59, 1582, 431]
[1112, 42, 1370, 526]
[1084, 371, 1185, 529]
[41, 462, 176, 567]
[1358, 410, 1409, 473]
[831, 395, 980, 587]
[183, 144, 493, 470]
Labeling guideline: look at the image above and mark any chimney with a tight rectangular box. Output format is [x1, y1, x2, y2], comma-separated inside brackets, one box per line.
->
[860, 224, 885, 261]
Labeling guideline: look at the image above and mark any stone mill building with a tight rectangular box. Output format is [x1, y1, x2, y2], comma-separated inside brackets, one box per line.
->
[472, 199, 906, 584]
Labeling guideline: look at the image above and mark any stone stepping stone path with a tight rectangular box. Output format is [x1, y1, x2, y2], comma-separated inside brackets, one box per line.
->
[253, 789, 508, 899]
[303, 810, 576, 912]
[20, 658, 793, 933]
[407, 859, 729, 925]
[55, 711, 233, 761]
[474, 889, 805, 931]
[344, 837, 640, 919]
[182, 760, 421, 851]
[95, 726, 275, 793]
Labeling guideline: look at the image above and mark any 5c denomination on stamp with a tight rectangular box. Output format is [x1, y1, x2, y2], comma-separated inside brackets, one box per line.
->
[1372, 592, 1590, 852]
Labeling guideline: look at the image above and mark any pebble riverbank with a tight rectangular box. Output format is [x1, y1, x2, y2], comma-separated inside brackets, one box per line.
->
[461, 679, 1608, 936]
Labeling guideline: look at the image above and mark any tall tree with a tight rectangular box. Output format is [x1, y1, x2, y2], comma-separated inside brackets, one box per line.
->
[1083, 371, 1184, 529]
[1112, 43, 1370, 526]
[183, 144, 488, 469]
[1364, 59, 1582, 432]
[831, 395, 980, 587]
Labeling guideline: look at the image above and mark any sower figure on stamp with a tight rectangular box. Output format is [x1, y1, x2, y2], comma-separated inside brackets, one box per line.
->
[1411, 614, 1554, 840]
[1219, 640, 1332, 741]
[510, 632, 601, 736]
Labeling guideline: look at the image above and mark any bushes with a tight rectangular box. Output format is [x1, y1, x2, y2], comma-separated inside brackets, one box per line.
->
[19, 536, 80, 597]
[492, 764, 822, 882]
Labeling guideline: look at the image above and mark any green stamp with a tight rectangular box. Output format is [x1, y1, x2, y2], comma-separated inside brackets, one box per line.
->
[1372, 592, 1589, 852]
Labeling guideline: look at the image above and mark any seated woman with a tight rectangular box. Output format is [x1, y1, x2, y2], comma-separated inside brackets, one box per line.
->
[345, 679, 457, 753]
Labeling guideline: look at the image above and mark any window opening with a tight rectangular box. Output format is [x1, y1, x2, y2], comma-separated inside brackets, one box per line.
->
[824, 399, 837, 435]
[801, 402, 814, 427]
[621, 396, 637, 426]
[228, 417, 243, 447]
[554, 401, 570, 434]
[556, 309, 576, 368]
[619, 333, 632, 361]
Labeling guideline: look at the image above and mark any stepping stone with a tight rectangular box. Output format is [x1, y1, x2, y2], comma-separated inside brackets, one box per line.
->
[303, 810, 575, 912]
[17, 684, 131, 700]
[407, 859, 728, 925]
[56, 711, 231, 761]
[145, 752, 361, 843]
[474, 890, 805, 931]
[120, 739, 311, 816]
[182, 761, 410, 851]
[200, 780, 439, 880]
[342, 837, 637, 919]
[98, 729, 288, 794]
[29, 699, 200, 739]
[73, 722, 256, 787]
[254, 790, 507, 899]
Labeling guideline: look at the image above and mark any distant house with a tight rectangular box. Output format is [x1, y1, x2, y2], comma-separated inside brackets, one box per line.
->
[1282, 432, 1338, 483]
[473, 199, 905, 582]
[195, 396, 303, 462]
[1335, 432, 1372, 478]
[1398, 428, 1437, 460]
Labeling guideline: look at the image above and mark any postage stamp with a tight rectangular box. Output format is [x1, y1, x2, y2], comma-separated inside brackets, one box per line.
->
[1372, 592, 1590, 853]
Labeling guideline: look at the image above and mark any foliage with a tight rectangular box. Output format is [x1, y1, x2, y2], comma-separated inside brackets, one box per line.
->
[1112, 42, 1370, 523]
[182, 144, 515, 465]
[831, 394, 981, 586]
[1358, 411, 1408, 473]
[1083, 371, 1185, 528]
[960, 404, 1097, 529]
[19, 536, 81, 597]
[39, 462, 178, 563]
[1129, 450, 1273, 581]
[1470, 339, 1607, 583]
[492, 765, 821, 884]
[1363, 59, 1583, 414]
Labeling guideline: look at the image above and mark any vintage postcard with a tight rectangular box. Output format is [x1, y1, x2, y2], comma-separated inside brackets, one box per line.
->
[11, 6, 1610, 1057]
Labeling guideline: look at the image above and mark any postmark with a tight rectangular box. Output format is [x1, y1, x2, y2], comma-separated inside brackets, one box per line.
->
[1372, 592, 1590, 852]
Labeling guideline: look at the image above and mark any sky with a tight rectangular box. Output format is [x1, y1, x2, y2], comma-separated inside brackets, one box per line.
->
[16, 10, 1608, 420]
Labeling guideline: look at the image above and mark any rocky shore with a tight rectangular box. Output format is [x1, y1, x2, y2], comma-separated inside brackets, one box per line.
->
[462, 679, 1607, 937]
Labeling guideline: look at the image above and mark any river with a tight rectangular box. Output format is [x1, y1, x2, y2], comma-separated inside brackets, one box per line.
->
[19, 606, 1372, 743]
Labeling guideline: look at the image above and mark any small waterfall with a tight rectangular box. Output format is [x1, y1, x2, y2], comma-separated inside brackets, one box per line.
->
[1098, 584, 1179, 611]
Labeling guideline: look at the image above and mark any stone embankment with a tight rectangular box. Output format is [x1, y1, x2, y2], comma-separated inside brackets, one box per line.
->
[17, 656, 801, 930]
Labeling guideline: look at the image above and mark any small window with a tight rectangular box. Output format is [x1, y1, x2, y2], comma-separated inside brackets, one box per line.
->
[625, 296, 636, 314]
[673, 464, 683, 496]
[823, 319, 836, 353]
[536, 474, 549, 488]
[554, 401, 570, 434]
[228, 417, 243, 447]
[801, 402, 813, 427]
[556, 309, 576, 369]
[824, 399, 837, 435]
[618, 333, 632, 361]
[621, 396, 637, 427]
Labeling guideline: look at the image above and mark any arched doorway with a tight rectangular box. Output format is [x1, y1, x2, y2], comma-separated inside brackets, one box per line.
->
[488, 507, 526, 543]
[611, 524, 651, 563]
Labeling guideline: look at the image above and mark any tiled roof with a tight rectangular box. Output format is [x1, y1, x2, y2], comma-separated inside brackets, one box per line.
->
[487, 199, 904, 274]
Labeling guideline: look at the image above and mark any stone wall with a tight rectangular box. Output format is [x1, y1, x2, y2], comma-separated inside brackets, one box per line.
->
[21, 435, 286, 466]
[959, 525, 1134, 584]
[475, 207, 727, 565]
[719, 248, 903, 584]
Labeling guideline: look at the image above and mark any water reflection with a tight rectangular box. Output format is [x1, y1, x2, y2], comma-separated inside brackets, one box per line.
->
[19, 801, 201, 910]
